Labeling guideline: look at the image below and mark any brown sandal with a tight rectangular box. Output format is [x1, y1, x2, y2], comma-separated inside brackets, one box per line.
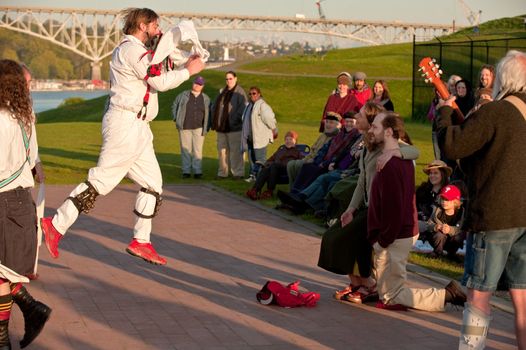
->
[334, 284, 359, 300]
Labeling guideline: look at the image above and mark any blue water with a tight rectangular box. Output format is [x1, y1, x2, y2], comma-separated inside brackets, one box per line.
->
[31, 90, 108, 113]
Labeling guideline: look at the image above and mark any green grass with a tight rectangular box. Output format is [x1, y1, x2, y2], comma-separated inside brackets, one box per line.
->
[241, 43, 413, 78]
[409, 252, 464, 280]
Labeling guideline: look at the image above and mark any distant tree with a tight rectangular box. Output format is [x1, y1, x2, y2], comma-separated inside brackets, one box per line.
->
[0, 48, 19, 61]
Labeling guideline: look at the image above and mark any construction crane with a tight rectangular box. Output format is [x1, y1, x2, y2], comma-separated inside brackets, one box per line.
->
[315, 0, 326, 20]
[315, 0, 333, 49]
[457, 0, 482, 27]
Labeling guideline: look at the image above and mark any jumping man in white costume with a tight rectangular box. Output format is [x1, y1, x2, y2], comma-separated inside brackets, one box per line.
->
[41, 8, 205, 265]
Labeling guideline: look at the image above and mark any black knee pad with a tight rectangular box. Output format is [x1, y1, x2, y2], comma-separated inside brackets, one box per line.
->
[133, 187, 162, 219]
[67, 181, 99, 214]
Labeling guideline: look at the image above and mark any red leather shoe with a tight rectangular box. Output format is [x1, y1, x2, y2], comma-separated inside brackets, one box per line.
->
[259, 190, 273, 200]
[41, 217, 63, 259]
[126, 239, 167, 265]
[245, 188, 258, 200]
[375, 300, 408, 311]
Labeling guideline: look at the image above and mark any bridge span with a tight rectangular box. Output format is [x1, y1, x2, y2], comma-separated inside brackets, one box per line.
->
[0, 6, 459, 80]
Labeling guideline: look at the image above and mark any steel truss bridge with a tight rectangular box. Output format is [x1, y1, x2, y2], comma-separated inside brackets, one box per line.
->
[0, 6, 458, 80]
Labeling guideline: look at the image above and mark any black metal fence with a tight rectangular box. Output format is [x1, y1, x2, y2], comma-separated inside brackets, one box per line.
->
[411, 35, 526, 121]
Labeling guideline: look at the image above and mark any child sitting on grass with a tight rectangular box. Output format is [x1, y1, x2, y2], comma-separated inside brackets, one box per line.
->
[246, 131, 303, 200]
[423, 184, 466, 261]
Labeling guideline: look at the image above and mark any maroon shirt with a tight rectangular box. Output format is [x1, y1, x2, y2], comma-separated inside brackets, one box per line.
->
[319, 93, 361, 132]
[367, 157, 418, 248]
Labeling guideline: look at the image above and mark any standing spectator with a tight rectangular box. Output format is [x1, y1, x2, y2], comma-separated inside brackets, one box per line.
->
[454, 79, 475, 116]
[246, 131, 302, 200]
[172, 75, 210, 179]
[0, 59, 52, 350]
[447, 74, 462, 95]
[319, 72, 361, 132]
[241, 86, 277, 182]
[211, 71, 247, 179]
[478, 64, 495, 89]
[436, 50, 526, 350]
[350, 71, 371, 106]
[367, 112, 466, 311]
[370, 80, 394, 111]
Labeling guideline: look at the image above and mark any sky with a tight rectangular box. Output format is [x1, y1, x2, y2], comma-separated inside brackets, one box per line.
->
[3, 0, 525, 26]
[2, 0, 525, 47]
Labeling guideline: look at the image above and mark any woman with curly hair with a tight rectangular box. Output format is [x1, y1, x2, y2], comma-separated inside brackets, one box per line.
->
[0, 59, 52, 349]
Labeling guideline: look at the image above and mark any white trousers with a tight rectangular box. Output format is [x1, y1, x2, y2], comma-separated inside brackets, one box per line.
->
[216, 131, 244, 177]
[178, 128, 204, 174]
[52, 109, 163, 243]
[374, 235, 446, 312]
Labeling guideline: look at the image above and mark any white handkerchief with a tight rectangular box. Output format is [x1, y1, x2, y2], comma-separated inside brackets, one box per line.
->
[151, 20, 210, 66]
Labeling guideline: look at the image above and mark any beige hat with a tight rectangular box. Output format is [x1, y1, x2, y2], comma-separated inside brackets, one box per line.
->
[423, 160, 452, 178]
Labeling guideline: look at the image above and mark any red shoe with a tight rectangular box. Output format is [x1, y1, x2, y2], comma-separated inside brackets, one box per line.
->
[375, 300, 408, 311]
[245, 188, 258, 200]
[41, 217, 63, 259]
[259, 190, 273, 200]
[126, 239, 167, 265]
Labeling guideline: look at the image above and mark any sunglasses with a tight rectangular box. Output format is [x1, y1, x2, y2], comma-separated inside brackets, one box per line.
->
[249, 92, 259, 95]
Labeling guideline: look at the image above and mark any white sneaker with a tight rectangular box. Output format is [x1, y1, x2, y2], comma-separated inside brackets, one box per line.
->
[244, 174, 256, 183]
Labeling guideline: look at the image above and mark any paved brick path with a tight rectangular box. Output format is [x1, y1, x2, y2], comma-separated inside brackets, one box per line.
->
[9, 184, 517, 349]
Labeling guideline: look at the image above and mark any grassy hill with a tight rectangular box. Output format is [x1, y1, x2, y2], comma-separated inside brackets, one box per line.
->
[38, 14, 526, 187]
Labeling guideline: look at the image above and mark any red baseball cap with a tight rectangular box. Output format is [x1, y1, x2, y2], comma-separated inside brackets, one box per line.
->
[440, 185, 461, 201]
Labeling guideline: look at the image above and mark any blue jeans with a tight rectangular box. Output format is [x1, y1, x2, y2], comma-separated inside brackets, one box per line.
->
[302, 171, 342, 211]
[247, 140, 267, 176]
[462, 227, 526, 291]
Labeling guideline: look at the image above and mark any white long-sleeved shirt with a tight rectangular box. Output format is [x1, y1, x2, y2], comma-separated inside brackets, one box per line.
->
[0, 109, 38, 192]
[108, 35, 190, 121]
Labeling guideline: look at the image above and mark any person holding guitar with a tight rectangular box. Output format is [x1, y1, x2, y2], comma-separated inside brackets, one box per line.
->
[435, 50, 526, 350]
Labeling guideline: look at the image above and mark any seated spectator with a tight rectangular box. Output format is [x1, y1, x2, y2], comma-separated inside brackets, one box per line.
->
[421, 185, 466, 262]
[416, 160, 452, 233]
[281, 112, 360, 198]
[369, 80, 394, 111]
[278, 112, 363, 216]
[287, 114, 340, 190]
[454, 79, 475, 116]
[350, 71, 371, 106]
[318, 72, 361, 132]
[246, 131, 302, 200]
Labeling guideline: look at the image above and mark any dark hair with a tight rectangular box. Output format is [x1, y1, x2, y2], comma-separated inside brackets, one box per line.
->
[370, 80, 391, 100]
[381, 112, 405, 140]
[225, 71, 237, 78]
[121, 8, 159, 35]
[0, 59, 34, 131]
[455, 79, 473, 94]
[249, 86, 261, 94]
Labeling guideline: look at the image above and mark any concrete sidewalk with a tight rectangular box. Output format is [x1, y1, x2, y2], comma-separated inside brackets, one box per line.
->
[9, 184, 517, 349]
